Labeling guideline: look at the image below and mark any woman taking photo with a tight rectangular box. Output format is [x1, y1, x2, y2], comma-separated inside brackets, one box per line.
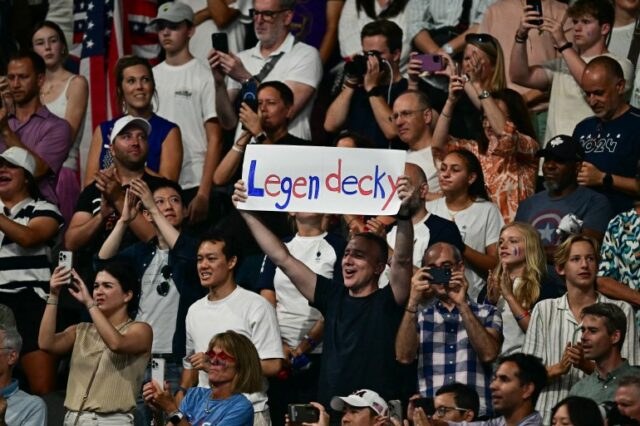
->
[0, 147, 63, 396]
[39, 260, 152, 425]
[84, 55, 182, 186]
[143, 331, 258, 426]
[432, 69, 538, 223]
[486, 222, 545, 355]
[31, 20, 88, 224]
[425, 149, 503, 302]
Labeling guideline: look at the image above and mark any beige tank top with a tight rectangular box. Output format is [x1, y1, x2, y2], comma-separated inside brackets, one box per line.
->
[64, 321, 150, 413]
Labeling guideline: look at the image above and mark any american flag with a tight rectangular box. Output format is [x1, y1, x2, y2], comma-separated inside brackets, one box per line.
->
[70, 0, 160, 177]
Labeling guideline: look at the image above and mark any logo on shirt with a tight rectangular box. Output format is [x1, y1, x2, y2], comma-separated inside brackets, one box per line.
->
[175, 90, 192, 98]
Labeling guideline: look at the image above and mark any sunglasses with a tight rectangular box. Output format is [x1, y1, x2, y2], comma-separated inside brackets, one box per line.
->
[156, 265, 172, 297]
[465, 33, 497, 48]
[155, 20, 183, 31]
[206, 350, 237, 366]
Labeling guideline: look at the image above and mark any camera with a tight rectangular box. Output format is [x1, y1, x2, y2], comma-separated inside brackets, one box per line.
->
[601, 401, 640, 426]
[345, 51, 384, 78]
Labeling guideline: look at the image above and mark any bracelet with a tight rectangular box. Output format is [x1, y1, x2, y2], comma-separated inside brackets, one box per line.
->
[231, 144, 245, 153]
[344, 80, 358, 89]
[514, 32, 528, 44]
[515, 310, 530, 322]
[440, 111, 451, 118]
[556, 42, 573, 53]
[46, 295, 58, 305]
[173, 386, 188, 397]
[366, 86, 384, 98]
[405, 308, 417, 314]
[86, 301, 98, 310]
[304, 334, 318, 350]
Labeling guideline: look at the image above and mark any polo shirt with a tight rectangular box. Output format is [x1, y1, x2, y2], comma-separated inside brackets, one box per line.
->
[417, 298, 503, 417]
[569, 360, 640, 403]
[0, 105, 71, 204]
[229, 33, 322, 140]
[449, 411, 542, 426]
[2, 379, 47, 425]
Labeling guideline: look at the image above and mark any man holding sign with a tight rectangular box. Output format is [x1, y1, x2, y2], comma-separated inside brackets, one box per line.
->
[232, 172, 416, 415]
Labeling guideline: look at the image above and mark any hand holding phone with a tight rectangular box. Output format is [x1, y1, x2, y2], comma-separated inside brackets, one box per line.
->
[211, 32, 229, 54]
[416, 53, 445, 74]
[288, 404, 320, 424]
[427, 266, 452, 286]
[526, 0, 543, 26]
[151, 358, 165, 390]
[58, 251, 73, 285]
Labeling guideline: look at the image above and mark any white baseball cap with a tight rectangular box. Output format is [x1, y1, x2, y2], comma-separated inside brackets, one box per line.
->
[109, 115, 151, 144]
[331, 389, 389, 416]
[0, 147, 36, 176]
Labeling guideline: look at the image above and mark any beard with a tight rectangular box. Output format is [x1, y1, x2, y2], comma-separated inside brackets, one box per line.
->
[543, 179, 559, 192]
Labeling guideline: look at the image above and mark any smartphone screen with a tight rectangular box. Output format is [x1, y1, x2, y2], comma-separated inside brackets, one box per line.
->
[526, 0, 543, 26]
[211, 32, 229, 54]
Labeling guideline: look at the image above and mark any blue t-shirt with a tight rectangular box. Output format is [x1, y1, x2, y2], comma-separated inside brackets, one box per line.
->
[98, 113, 177, 172]
[180, 389, 253, 426]
[573, 107, 640, 213]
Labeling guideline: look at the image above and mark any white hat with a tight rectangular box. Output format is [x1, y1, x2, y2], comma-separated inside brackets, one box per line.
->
[0, 147, 36, 176]
[109, 115, 151, 144]
[330, 389, 389, 416]
[150, 2, 194, 27]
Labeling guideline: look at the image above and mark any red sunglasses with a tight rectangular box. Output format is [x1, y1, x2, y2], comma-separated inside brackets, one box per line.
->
[206, 350, 237, 365]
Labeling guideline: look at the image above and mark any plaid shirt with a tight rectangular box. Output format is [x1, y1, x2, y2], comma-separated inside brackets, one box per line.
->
[417, 299, 502, 416]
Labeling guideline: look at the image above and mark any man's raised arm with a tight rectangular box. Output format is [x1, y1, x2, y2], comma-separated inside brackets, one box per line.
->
[232, 180, 318, 302]
[388, 175, 415, 305]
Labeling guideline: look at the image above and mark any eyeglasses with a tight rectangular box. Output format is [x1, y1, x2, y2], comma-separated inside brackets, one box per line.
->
[434, 406, 469, 417]
[156, 265, 172, 297]
[250, 8, 291, 22]
[205, 350, 237, 366]
[465, 33, 497, 48]
[389, 108, 428, 122]
[155, 20, 183, 31]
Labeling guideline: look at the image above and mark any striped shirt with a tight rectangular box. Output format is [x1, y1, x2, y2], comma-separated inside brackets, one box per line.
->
[0, 197, 62, 298]
[405, 0, 494, 41]
[417, 298, 503, 416]
[522, 293, 640, 424]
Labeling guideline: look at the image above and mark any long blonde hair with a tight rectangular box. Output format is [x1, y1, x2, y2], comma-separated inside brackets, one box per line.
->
[493, 222, 545, 309]
[465, 33, 507, 92]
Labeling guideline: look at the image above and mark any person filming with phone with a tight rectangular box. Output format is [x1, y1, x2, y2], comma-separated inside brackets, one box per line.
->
[395, 242, 503, 418]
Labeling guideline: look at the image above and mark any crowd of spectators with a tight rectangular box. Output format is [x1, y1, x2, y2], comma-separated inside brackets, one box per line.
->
[0, 0, 640, 425]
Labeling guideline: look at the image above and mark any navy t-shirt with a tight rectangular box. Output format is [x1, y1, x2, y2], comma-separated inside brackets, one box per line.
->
[311, 276, 405, 408]
[573, 107, 640, 213]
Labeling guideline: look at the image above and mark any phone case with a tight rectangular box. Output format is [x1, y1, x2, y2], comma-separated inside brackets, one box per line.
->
[151, 358, 165, 390]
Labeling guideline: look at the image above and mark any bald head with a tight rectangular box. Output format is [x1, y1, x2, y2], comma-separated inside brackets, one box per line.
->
[581, 57, 627, 121]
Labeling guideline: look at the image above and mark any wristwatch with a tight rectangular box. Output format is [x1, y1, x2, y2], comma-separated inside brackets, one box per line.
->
[478, 90, 491, 100]
[602, 173, 613, 189]
[168, 410, 184, 425]
[255, 131, 268, 144]
[442, 43, 454, 55]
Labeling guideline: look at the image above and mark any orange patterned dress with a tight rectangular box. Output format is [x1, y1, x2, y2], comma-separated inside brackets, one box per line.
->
[448, 121, 538, 223]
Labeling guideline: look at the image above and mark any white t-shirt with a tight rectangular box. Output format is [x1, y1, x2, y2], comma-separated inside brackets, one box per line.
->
[229, 34, 322, 140]
[542, 52, 633, 143]
[268, 233, 341, 353]
[178, 0, 251, 62]
[609, 22, 635, 61]
[497, 277, 525, 356]
[153, 59, 217, 189]
[137, 250, 179, 354]
[407, 149, 440, 193]
[425, 198, 504, 301]
[184, 286, 284, 411]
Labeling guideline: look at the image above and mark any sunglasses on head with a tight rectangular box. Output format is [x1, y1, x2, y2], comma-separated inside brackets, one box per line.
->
[465, 33, 497, 48]
[156, 265, 172, 296]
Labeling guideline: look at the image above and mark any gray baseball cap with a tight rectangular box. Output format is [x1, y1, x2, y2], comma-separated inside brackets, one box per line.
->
[150, 2, 194, 28]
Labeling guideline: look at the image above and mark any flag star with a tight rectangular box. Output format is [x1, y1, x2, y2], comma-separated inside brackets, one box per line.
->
[83, 33, 88, 40]
[133, 24, 139, 31]
[107, 10, 113, 18]
[88, 2, 94, 11]
[88, 20, 94, 29]
[106, 29, 112, 36]
[80, 2, 85, 9]
[86, 39, 94, 48]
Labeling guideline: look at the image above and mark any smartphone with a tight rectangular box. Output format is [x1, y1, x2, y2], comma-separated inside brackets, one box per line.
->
[389, 400, 403, 422]
[427, 266, 452, 285]
[288, 404, 320, 423]
[58, 250, 73, 284]
[151, 358, 165, 390]
[211, 32, 229, 54]
[416, 53, 445, 73]
[526, 0, 543, 26]
[414, 398, 436, 417]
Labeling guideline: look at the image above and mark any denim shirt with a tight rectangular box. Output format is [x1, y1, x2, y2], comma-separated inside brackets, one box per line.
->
[95, 233, 205, 358]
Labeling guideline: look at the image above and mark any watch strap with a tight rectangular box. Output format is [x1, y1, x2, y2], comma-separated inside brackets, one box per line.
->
[168, 410, 184, 425]
[557, 42, 573, 53]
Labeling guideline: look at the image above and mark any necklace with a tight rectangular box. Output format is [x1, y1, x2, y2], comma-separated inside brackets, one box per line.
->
[445, 199, 473, 223]
[204, 393, 215, 414]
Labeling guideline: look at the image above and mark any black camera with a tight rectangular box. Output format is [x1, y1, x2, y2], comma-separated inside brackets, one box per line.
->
[345, 51, 384, 78]
[601, 401, 640, 426]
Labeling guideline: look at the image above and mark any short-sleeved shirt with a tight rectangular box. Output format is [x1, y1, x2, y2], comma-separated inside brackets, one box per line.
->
[98, 113, 177, 173]
[0, 105, 71, 204]
[569, 360, 640, 404]
[311, 275, 405, 407]
[229, 34, 322, 141]
[417, 298, 503, 417]
[405, 0, 493, 40]
[522, 293, 640, 424]
[573, 107, 640, 213]
[256, 232, 345, 352]
[2, 380, 47, 426]
[448, 411, 543, 426]
[180, 389, 253, 426]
